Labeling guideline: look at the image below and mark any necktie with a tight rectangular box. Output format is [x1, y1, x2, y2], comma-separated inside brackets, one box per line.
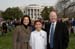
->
[50, 23, 54, 48]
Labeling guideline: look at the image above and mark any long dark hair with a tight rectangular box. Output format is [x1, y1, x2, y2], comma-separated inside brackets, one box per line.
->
[21, 15, 31, 26]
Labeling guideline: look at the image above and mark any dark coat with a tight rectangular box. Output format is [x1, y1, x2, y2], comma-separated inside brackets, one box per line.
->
[13, 25, 32, 49]
[45, 22, 69, 49]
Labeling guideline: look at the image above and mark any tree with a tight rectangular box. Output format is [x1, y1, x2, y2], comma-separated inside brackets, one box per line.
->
[56, 0, 75, 18]
[41, 6, 54, 20]
[2, 7, 23, 20]
[41, 7, 49, 20]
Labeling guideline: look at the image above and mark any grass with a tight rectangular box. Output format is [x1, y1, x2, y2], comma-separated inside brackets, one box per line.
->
[67, 34, 75, 49]
[0, 32, 75, 49]
[0, 32, 12, 49]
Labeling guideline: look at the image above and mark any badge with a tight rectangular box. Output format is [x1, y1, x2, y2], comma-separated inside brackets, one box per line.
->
[40, 33, 45, 39]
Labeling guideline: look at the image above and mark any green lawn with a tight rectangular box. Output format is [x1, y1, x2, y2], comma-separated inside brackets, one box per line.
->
[67, 34, 75, 49]
[0, 32, 75, 49]
[0, 32, 12, 49]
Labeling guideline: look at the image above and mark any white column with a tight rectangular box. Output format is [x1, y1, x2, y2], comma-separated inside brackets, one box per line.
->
[33, 9, 34, 20]
[34, 9, 36, 20]
[31, 9, 32, 19]
[27, 9, 28, 15]
[26, 9, 27, 15]
[39, 9, 41, 18]
[38, 9, 41, 18]
[36, 9, 38, 19]
[35, 9, 37, 20]
[30, 9, 31, 19]
[28, 9, 30, 15]
[37, 9, 39, 19]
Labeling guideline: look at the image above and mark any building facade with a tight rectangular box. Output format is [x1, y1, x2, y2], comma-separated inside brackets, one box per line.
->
[20, 4, 47, 20]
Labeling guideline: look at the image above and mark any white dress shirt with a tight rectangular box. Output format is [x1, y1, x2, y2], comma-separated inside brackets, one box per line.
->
[29, 30, 47, 49]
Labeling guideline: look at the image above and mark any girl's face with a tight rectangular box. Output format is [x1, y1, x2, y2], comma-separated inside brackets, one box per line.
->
[35, 22, 42, 31]
[23, 17, 29, 25]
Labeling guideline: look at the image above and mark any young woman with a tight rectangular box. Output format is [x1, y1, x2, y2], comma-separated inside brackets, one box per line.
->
[13, 15, 32, 49]
[29, 20, 47, 49]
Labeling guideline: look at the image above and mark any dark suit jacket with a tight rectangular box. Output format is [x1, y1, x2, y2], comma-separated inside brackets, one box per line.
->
[45, 21, 69, 49]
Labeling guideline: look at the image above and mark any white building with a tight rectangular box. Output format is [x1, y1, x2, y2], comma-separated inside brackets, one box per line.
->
[20, 4, 49, 20]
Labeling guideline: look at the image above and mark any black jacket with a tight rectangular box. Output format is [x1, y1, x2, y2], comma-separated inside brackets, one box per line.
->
[45, 21, 69, 49]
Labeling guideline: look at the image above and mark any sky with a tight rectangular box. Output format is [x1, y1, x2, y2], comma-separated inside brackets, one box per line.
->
[0, 0, 58, 11]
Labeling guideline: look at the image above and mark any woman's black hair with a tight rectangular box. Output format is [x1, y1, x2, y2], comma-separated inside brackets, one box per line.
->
[21, 15, 31, 26]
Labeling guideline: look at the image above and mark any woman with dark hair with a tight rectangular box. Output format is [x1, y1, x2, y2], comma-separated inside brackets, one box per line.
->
[21, 15, 31, 26]
[13, 15, 33, 49]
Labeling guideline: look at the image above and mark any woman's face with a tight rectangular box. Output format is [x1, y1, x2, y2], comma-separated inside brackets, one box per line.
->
[23, 17, 29, 25]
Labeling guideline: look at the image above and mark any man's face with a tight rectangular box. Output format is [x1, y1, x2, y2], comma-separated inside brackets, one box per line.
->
[49, 11, 57, 23]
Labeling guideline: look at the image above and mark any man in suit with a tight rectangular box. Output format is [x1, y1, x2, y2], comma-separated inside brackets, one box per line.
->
[45, 10, 69, 49]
